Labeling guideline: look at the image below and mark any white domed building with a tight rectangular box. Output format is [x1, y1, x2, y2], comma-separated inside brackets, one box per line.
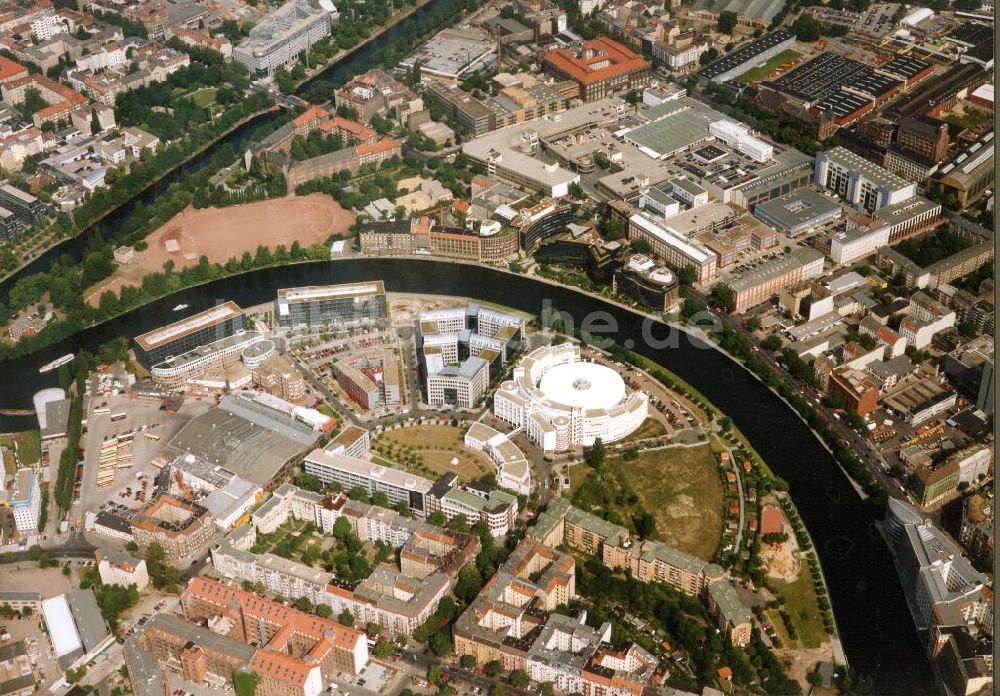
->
[494, 343, 648, 452]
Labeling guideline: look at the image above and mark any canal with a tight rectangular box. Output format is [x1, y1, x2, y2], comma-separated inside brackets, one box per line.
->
[0, 258, 936, 693]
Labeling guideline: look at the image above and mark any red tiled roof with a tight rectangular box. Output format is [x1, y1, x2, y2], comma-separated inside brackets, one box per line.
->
[356, 137, 401, 155]
[0, 55, 28, 82]
[543, 36, 650, 86]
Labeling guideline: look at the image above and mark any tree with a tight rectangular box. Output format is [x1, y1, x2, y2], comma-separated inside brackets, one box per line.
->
[699, 47, 719, 65]
[333, 516, 352, 539]
[373, 639, 394, 659]
[791, 14, 823, 42]
[710, 284, 736, 313]
[296, 473, 322, 492]
[338, 608, 355, 626]
[371, 491, 390, 508]
[460, 654, 476, 669]
[430, 631, 452, 655]
[316, 604, 333, 618]
[427, 511, 447, 526]
[717, 11, 738, 34]
[601, 217, 625, 241]
[294, 596, 313, 612]
[763, 334, 783, 351]
[90, 108, 101, 134]
[484, 660, 503, 678]
[454, 564, 483, 602]
[630, 237, 652, 255]
[585, 438, 606, 469]
[509, 670, 530, 688]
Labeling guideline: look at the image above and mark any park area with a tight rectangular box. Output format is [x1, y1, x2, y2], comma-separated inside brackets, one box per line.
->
[569, 443, 723, 561]
[766, 568, 828, 650]
[736, 50, 803, 84]
[86, 194, 354, 305]
[372, 424, 494, 483]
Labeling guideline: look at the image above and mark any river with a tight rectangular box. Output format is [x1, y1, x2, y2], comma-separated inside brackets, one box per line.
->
[0, 259, 936, 693]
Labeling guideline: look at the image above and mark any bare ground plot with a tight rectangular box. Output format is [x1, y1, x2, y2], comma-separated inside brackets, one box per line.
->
[86, 195, 354, 305]
[0, 564, 75, 599]
[612, 446, 723, 561]
[374, 425, 493, 482]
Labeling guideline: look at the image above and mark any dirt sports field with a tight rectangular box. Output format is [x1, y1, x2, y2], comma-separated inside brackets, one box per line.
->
[87, 195, 353, 305]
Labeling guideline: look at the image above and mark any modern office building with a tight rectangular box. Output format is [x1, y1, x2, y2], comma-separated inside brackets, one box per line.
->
[814, 146, 917, 214]
[724, 246, 825, 314]
[752, 188, 843, 237]
[302, 449, 434, 514]
[6, 469, 40, 535]
[494, 344, 648, 452]
[884, 499, 991, 631]
[274, 282, 388, 330]
[627, 210, 717, 284]
[234, 0, 336, 77]
[426, 357, 490, 408]
[612, 254, 679, 312]
[0, 184, 43, 224]
[0, 206, 19, 242]
[134, 302, 245, 369]
[828, 224, 891, 265]
[149, 330, 265, 389]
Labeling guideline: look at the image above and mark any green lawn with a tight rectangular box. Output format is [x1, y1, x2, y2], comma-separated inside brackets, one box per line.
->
[0, 431, 41, 467]
[736, 49, 802, 84]
[189, 88, 219, 108]
[768, 568, 828, 648]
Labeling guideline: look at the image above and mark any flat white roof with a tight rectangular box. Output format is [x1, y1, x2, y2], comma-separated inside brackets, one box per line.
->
[277, 282, 384, 302]
[41, 595, 82, 656]
[538, 362, 626, 410]
[630, 212, 714, 264]
[136, 301, 241, 349]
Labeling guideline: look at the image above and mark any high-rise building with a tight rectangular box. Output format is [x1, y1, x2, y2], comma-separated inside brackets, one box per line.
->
[814, 146, 917, 214]
[274, 281, 388, 330]
[7, 469, 40, 535]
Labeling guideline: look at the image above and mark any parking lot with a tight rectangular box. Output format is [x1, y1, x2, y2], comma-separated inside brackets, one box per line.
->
[2, 615, 62, 690]
[73, 396, 215, 526]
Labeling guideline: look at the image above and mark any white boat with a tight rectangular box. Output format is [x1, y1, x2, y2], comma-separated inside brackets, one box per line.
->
[172, 304, 189, 312]
[39, 353, 75, 373]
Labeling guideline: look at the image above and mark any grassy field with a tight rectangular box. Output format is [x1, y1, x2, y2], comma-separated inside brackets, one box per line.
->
[736, 49, 802, 83]
[571, 444, 723, 560]
[376, 425, 493, 482]
[189, 87, 219, 107]
[628, 418, 667, 441]
[0, 431, 41, 467]
[613, 446, 723, 560]
[768, 568, 828, 649]
[941, 107, 991, 131]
